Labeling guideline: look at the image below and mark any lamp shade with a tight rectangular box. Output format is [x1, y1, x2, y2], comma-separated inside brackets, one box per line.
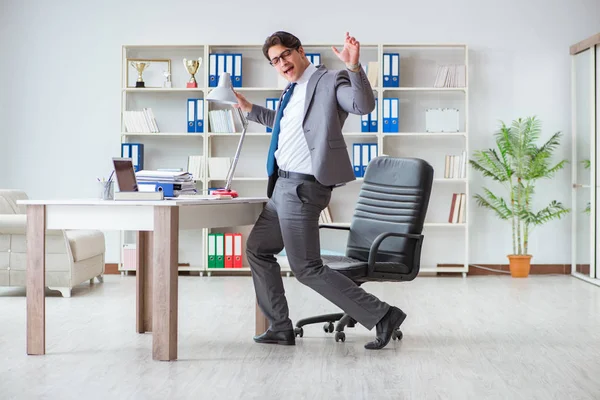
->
[205, 72, 238, 104]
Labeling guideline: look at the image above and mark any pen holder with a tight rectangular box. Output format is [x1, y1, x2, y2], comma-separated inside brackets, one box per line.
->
[100, 181, 114, 200]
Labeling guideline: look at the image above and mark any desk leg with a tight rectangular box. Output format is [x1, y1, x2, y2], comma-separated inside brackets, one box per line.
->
[152, 207, 179, 361]
[136, 231, 153, 333]
[26, 205, 46, 355]
[255, 301, 269, 335]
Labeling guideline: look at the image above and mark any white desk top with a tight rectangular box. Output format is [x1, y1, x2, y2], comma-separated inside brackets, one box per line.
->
[17, 197, 269, 207]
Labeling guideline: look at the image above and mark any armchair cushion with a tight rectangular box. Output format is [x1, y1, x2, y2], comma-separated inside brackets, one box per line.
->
[66, 230, 105, 262]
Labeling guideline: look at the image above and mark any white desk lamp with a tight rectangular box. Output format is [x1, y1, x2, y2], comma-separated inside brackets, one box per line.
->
[205, 72, 249, 198]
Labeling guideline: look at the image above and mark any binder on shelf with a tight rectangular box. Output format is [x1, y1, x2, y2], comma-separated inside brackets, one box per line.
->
[353, 143, 362, 178]
[233, 53, 242, 87]
[233, 233, 243, 268]
[390, 98, 399, 132]
[217, 54, 225, 87]
[369, 143, 378, 163]
[224, 233, 234, 268]
[306, 53, 321, 66]
[207, 233, 216, 268]
[361, 113, 369, 132]
[361, 143, 370, 176]
[209, 53, 217, 87]
[383, 53, 399, 87]
[215, 233, 224, 268]
[383, 98, 391, 133]
[121, 143, 144, 172]
[369, 98, 378, 132]
[265, 98, 278, 132]
[195, 99, 204, 133]
[187, 98, 196, 133]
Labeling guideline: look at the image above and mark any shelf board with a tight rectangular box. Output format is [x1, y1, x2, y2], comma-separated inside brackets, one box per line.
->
[384, 132, 466, 137]
[382, 87, 466, 92]
[207, 177, 267, 181]
[433, 178, 467, 183]
[208, 132, 270, 136]
[343, 132, 378, 137]
[122, 132, 204, 137]
[122, 88, 204, 92]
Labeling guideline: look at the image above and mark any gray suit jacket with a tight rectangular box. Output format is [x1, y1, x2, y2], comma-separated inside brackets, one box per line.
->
[247, 65, 375, 196]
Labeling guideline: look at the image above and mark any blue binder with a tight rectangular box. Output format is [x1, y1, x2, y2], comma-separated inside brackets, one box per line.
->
[232, 53, 242, 87]
[383, 53, 400, 87]
[187, 98, 196, 133]
[195, 99, 204, 133]
[209, 54, 217, 87]
[121, 143, 144, 172]
[137, 182, 177, 197]
[353, 143, 362, 178]
[369, 98, 378, 132]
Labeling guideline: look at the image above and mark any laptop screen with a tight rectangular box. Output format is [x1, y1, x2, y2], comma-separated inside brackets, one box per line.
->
[112, 158, 138, 192]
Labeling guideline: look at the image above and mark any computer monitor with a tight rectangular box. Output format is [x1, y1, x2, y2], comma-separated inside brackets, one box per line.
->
[112, 157, 138, 192]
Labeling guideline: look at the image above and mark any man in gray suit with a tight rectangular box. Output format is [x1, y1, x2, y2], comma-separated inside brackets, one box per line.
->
[234, 31, 406, 350]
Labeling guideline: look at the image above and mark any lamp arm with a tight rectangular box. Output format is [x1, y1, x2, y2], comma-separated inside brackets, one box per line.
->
[224, 108, 249, 191]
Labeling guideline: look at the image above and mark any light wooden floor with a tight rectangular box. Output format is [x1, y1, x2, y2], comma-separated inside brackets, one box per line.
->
[1, 274, 600, 399]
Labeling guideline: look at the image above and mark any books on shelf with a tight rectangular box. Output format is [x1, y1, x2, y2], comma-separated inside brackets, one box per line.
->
[123, 108, 159, 133]
[187, 155, 204, 181]
[433, 64, 466, 88]
[448, 193, 466, 223]
[444, 151, 467, 179]
[208, 109, 242, 133]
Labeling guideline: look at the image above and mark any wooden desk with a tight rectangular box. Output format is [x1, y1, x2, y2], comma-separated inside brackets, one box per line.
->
[17, 197, 269, 361]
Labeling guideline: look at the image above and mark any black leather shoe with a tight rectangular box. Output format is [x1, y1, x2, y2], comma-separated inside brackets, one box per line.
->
[364, 306, 407, 350]
[253, 329, 295, 345]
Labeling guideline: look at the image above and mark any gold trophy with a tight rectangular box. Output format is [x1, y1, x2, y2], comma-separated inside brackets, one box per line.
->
[183, 57, 202, 88]
[131, 61, 151, 88]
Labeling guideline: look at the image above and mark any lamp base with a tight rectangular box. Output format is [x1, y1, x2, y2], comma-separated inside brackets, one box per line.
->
[211, 188, 238, 198]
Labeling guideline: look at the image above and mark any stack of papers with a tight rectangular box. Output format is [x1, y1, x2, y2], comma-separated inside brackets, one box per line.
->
[135, 170, 197, 196]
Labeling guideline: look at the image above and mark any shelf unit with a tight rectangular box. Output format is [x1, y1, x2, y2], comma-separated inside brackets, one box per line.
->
[118, 42, 469, 276]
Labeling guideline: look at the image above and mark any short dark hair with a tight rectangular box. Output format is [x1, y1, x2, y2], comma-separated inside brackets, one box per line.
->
[262, 31, 302, 61]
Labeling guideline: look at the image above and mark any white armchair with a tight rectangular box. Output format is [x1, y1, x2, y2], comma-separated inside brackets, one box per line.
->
[0, 190, 106, 297]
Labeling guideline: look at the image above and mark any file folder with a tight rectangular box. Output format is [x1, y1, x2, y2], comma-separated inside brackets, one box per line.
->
[215, 233, 224, 268]
[207, 233, 216, 268]
[217, 54, 225, 87]
[361, 113, 369, 132]
[383, 53, 399, 87]
[224, 233, 234, 268]
[209, 54, 217, 87]
[187, 98, 196, 133]
[233, 233, 243, 268]
[383, 98, 391, 133]
[121, 143, 144, 172]
[353, 143, 362, 178]
[198, 98, 204, 132]
[390, 98, 399, 132]
[233, 54, 242, 87]
[369, 98, 378, 132]
[383, 53, 391, 87]
[369, 143, 378, 163]
[361, 143, 370, 176]
[306, 53, 321, 66]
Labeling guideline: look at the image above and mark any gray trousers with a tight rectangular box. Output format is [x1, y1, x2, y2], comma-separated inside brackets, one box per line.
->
[246, 175, 390, 332]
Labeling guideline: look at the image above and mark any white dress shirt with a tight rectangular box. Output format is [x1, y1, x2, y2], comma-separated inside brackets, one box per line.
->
[274, 63, 318, 175]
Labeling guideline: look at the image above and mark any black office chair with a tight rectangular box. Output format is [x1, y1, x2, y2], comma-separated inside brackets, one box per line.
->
[294, 156, 434, 343]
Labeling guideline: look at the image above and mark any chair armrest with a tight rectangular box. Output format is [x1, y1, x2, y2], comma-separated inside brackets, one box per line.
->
[0, 215, 27, 234]
[367, 232, 424, 275]
[0, 215, 62, 235]
[318, 224, 351, 232]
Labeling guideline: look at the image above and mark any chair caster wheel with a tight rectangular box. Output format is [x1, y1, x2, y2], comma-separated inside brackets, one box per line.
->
[323, 322, 334, 333]
[294, 327, 304, 338]
[334, 332, 345, 342]
[392, 330, 403, 341]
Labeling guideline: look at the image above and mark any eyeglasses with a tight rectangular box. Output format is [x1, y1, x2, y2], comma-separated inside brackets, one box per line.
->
[269, 48, 296, 66]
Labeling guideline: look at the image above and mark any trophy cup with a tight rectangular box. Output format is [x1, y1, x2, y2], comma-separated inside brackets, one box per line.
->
[183, 57, 202, 88]
[131, 61, 151, 88]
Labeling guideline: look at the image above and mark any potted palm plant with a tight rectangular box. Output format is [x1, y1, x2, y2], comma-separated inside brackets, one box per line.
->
[469, 116, 570, 277]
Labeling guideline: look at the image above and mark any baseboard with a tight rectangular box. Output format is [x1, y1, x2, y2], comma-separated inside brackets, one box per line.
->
[104, 263, 120, 274]
[466, 263, 571, 276]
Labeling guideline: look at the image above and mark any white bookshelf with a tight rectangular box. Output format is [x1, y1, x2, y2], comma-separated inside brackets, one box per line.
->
[118, 42, 469, 276]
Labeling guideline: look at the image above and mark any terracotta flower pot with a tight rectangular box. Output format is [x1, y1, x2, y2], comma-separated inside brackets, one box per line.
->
[507, 254, 532, 277]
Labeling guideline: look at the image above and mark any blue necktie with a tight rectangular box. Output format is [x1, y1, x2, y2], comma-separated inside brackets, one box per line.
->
[266, 83, 296, 176]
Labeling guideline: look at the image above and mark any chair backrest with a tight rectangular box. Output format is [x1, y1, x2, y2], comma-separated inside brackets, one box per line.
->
[0, 190, 29, 215]
[345, 157, 434, 274]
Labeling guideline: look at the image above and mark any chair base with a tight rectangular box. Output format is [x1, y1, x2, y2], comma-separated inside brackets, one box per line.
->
[294, 312, 403, 343]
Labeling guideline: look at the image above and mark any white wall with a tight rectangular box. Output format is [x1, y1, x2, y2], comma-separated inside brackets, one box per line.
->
[1, 0, 598, 264]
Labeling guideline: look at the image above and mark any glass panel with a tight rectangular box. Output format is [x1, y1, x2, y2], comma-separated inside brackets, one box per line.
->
[573, 48, 593, 277]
